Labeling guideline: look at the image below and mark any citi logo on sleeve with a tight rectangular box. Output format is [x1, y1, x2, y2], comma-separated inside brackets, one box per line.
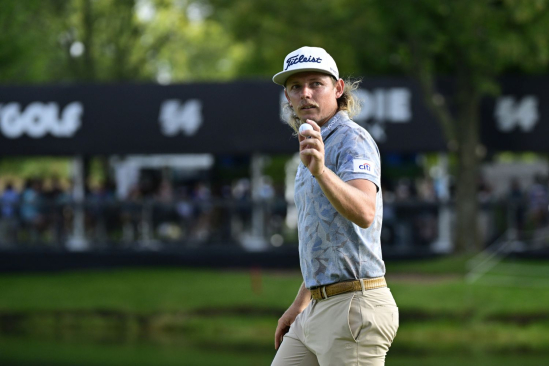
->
[353, 159, 376, 174]
[359, 163, 371, 171]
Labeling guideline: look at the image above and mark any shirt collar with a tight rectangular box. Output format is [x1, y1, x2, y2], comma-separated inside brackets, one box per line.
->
[320, 110, 348, 140]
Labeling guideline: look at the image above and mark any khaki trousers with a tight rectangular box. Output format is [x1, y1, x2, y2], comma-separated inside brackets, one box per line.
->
[271, 287, 399, 366]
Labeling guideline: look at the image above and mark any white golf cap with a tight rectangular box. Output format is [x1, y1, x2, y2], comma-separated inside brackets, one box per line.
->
[272, 46, 339, 86]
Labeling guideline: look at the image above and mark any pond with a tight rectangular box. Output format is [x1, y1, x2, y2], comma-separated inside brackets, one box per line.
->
[1, 335, 547, 366]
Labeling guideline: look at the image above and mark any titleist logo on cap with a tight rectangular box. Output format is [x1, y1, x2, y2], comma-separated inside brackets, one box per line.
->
[272, 46, 338, 86]
[285, 55, 323, 70]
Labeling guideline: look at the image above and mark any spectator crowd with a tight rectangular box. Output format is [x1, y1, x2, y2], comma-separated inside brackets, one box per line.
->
[1, 172, 548, 250]
[0, 176, 285, 249]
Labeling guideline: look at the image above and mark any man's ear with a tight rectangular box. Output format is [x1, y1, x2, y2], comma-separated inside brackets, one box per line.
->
[335, 79, 345, 99]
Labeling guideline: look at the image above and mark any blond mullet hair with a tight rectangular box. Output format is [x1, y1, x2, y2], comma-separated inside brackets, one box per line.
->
[281, 78, 362, 135]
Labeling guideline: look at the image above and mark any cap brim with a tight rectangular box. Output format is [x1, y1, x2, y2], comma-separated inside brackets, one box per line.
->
[272, 67, 338, 86]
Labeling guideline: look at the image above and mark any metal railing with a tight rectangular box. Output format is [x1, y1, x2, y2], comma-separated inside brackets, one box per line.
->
[0, 197, 543, 253]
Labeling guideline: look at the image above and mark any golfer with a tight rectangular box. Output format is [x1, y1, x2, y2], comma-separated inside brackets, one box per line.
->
[271, 46, 399, 366]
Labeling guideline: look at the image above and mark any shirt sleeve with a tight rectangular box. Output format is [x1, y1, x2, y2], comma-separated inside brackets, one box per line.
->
[336, 127, 381, 189]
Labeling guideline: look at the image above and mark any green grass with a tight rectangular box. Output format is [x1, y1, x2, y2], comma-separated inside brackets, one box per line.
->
[0, 336, 274, 366]
[386, 254, 472, 274]
[0, 268, 303, 312]
[1, 256, 549, 365]
[4, 258, 545, 316]
[2, 336, 548, 366]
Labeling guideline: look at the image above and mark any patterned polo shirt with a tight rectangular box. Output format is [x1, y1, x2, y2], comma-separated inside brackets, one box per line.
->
[294, 111, 385, 289]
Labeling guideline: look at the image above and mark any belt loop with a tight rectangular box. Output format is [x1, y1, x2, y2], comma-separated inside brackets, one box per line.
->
[321, 286, 328, 299]
[360, 279, 366, 295]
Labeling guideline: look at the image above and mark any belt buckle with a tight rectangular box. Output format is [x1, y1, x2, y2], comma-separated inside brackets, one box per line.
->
[311, 286, 328, 300]
[320, 285, 328, 299]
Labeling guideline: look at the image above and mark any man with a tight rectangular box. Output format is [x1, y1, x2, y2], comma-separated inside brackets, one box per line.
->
[271, 46, 399, 366]
[0, 182, 20, 245]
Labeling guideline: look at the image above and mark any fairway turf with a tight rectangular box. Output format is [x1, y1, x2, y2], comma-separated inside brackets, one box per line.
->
[1, 257, 548, 365]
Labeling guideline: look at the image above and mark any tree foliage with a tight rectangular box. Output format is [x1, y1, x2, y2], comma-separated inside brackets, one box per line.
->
[3, 0, 549, 251]
[208, 0, 549, 252]
[0, 0, 63, 83]
[372, 0, 549, 251]
[0, 0, 245, 84]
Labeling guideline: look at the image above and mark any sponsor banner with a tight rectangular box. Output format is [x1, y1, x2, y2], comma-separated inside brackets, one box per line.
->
[0, 77, 547, 156]
[0, 82, 290, 155]
[353, 159, 375, 174]
[481, 76, 548, 152]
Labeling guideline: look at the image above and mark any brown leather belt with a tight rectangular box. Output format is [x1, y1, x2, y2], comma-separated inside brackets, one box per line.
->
[310, 277, 387, 300]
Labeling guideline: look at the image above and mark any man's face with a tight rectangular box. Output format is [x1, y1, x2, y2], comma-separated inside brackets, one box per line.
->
[285, 72, 344, 127]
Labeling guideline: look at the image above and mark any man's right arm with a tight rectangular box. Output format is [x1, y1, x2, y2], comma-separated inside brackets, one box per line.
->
[274, 282, 311, 350]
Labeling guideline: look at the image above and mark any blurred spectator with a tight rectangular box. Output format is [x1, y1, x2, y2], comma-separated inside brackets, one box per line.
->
[88, 180, 116, 243]
[477, 176, 494, 204]
[417, 178, 437, 202]
[259, 176, 275, 200]
[507, 178, 525, 232]
[20, 179, 45, 243]
[527, 174, 549, 229]
[176, 186, 194, 238]
[4, 161, 549, 252]
[44, 177, 68, 244]
[207, 182, 234, 243]
[381, 182, 396, 246]
[477, 175, 496, 243]
[0, 182, 20, 245]
[44, 177, 64, 202]
[395, 178, 416, 201]
[190, 181, 212, 242]
[154, 180, 181, 241]
[414, 178, 438, 245]
[508, 178, 524, 201]
[121, 184, 142, 243]
[232, 178, 252, 238]
[156, 180, 173, 203]
[232, 178, 251, 201]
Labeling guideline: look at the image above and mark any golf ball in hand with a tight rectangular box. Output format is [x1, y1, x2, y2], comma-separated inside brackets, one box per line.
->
[299, 123, 313, 136]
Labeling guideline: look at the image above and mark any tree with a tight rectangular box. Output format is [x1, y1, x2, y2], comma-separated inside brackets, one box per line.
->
[0, 0, 64, 83]
[370, 0, 549, 252]
[0, 0, 245, 84]
[0, 0, 247, 193]
[207, 0, 549, 252]
[4, 0, 549, 252]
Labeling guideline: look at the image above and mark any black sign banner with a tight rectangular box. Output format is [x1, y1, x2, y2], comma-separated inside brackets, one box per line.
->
[0, 77, 545, 156]
[480, 76, 549, 152]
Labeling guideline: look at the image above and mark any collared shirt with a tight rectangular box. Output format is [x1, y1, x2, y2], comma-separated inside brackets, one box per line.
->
[294, 111, 385, 289]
